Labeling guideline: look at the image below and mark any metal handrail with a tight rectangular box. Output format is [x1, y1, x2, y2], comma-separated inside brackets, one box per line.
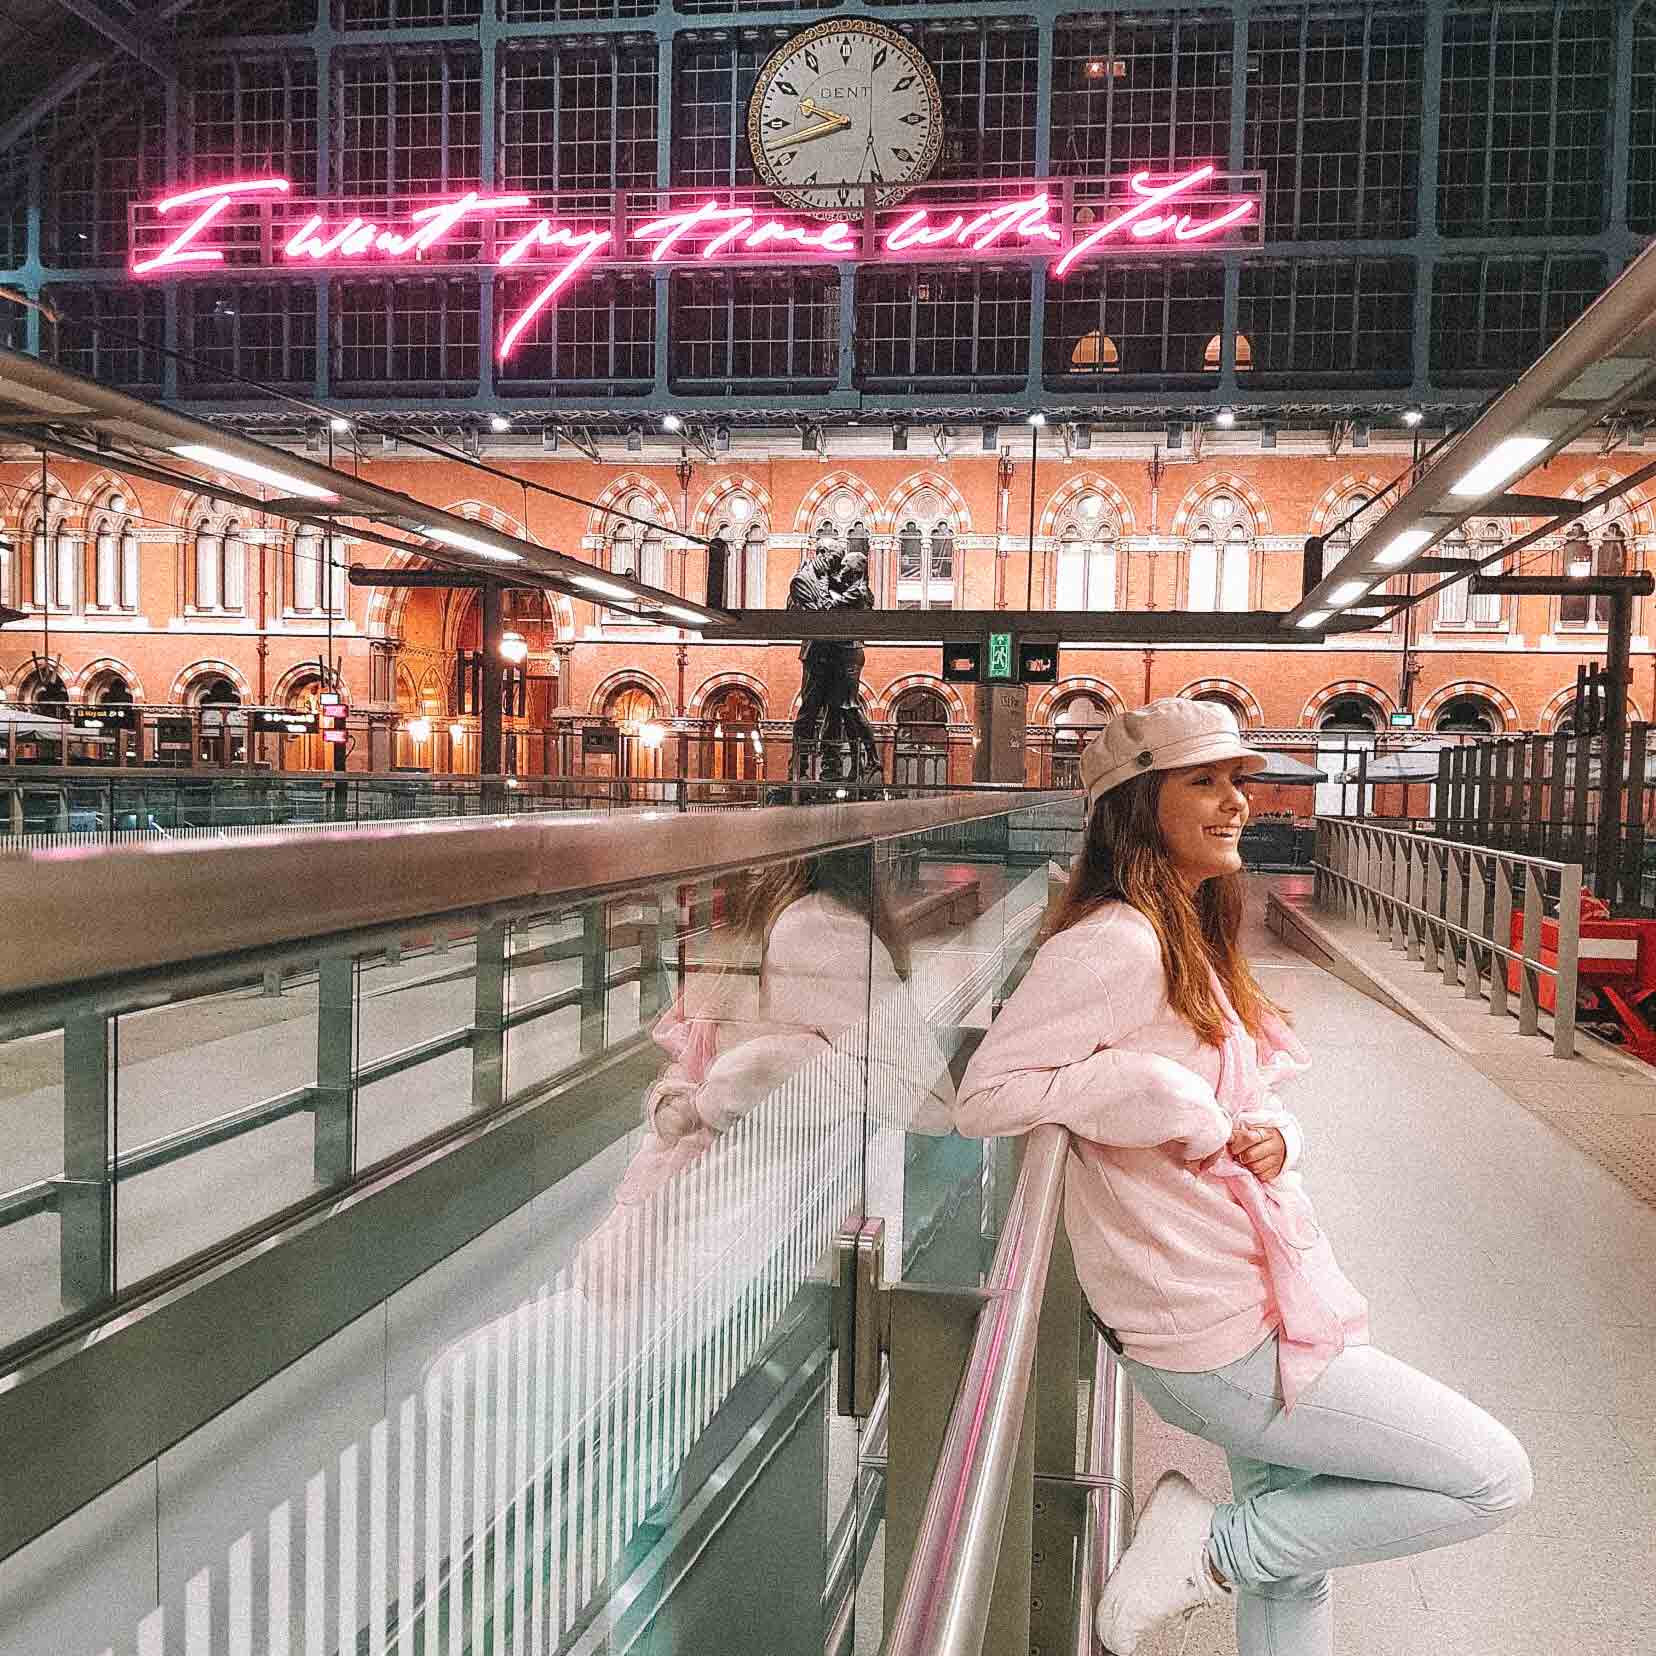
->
[884, 1123, 1070, 1656]
[1316, 817, 1581, 1057]
[0, 788, 1074, 1000]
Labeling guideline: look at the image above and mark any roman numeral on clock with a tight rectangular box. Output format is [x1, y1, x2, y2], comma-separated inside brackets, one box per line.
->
[804, 48, 819, 72]
[892, 74, 915, 91]
[873, 46, 888, 69]
[900, 111, 923, 126]
[892, 146, 916, 163]
[765, 117, 788, 130]
[776, 78, 798, 96]
[839, 37, 853, 64]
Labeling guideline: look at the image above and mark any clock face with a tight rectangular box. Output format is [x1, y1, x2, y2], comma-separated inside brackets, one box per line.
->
[747, 20, 945, 218]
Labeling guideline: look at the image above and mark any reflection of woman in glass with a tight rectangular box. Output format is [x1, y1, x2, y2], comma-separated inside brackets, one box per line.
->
[957, 699, 1531, 1656]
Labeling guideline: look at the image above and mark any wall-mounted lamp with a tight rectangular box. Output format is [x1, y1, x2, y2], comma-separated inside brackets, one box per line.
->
[499, 631, 529, 665]
[891, 423, 908, 451]
[406, 717, 432, 743]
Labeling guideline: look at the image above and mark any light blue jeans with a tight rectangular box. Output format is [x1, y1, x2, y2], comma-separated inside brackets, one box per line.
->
[1118, 1333, 1533, 1656]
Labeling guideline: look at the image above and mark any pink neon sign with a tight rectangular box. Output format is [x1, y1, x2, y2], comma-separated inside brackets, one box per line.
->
[129, 167, 1257, 361]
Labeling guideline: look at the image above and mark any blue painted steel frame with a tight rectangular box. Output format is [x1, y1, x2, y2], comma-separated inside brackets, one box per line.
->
[1, 0, 1650, 420]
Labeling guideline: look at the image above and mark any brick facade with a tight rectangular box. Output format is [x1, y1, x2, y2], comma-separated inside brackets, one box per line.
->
[3, 443, 1652, 778]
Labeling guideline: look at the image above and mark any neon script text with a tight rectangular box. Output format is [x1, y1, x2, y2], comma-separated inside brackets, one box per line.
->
[129, 169, 1257, 359]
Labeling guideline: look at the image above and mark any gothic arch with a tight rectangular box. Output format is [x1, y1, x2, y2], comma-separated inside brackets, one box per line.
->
[883, 471, 971, 535]
[589, 668, 673, 717]
[270, 660, 332, 704]
[14, 470, 76, 526]
[68, 656, 147, 703]
[71, 469, 144, 515]
[1038, 474, 1135, 537]
[1301, 679, 1397, 727]
[7, 654, 68, 696]
[793, 471, 882, 537]
[689, 671, 769, 719]
[170, 659, 253, 704]
[587, 474, 678, 539]
[1177, 676, 1264, 727]
[362, 544, 574, 644]
[1558, 471, 1656, 537]
[873, 673, 968, 723]
[1531, 682, 1644, 731]
[1029, 676, 1126, 725]
[1416, 680, 1522, 732]
[691, 476, 775, 538]
[1308, 475, 1392, 536]
[1168, 473, 1272, 537]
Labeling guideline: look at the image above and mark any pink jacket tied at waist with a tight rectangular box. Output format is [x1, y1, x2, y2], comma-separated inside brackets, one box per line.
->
[1204, 1002, 1368, 1411]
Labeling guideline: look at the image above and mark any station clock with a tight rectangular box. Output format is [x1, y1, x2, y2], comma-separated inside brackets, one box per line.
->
[747, 19, 945, 218]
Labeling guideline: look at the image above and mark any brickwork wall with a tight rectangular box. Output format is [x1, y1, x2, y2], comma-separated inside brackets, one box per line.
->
[4, 446, 1653, 765]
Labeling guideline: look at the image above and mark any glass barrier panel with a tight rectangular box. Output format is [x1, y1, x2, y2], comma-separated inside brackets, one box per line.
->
[113, 959, 325, 1290]
[0, 1026, 68, 1351]
[504, 902, 593, 1102]
[355, 927, 482, 1169]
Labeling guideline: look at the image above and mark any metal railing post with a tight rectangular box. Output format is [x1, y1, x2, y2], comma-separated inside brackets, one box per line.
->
[471, 921, 508, 1111]
[313, 953, 356, 1185]
[637, 895, 668, 1021]
[579, 902, 609, 1056]
[1464, 850, 1487, 1001]
[1442, 849, 1464, 988]
[59, 1011, 115, 1309]
[1489, 859, 1513, 1019]
[1553, 861, 1581, 1058]
[1518, 865, 1543, 1037]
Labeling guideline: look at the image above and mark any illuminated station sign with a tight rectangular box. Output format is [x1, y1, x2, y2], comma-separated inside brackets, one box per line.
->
[130, 169, 1261, 363]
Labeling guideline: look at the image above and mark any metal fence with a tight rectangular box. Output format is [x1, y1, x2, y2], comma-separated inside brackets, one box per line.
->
[1428, 727, 1655, 917]
[1316, 819, 1581, 1058]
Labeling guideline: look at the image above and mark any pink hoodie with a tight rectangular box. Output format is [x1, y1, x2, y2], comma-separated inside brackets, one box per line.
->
[956, 900, 1368, 1400]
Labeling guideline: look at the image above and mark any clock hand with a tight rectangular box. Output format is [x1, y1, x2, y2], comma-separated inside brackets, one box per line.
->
[763, 112, 852, 154]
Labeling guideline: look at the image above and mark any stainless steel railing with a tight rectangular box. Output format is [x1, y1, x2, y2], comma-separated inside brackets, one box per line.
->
[1315, 818, 1582, 1057]
[880, 1126, 1139, 1656]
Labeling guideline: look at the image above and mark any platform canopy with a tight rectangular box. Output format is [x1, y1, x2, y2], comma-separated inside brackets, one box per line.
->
[1290, 238, 1656, 639]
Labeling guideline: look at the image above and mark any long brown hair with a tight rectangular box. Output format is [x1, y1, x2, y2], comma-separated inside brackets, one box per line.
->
[735, 849, 912, 981]
[1045, 770, 1279, 1044]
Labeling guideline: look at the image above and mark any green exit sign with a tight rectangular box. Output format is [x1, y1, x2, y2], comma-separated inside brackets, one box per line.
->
[987, 631, 1014, 681]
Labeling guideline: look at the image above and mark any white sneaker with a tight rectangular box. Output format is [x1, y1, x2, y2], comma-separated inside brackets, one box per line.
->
[1095, 1471, 1229, 1655]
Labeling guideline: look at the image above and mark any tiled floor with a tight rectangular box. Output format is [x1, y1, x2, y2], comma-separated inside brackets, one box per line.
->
[1120, 885, 1656, 1654]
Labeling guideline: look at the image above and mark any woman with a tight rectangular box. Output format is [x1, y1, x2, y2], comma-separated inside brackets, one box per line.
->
[955, 698, 1531, 1656]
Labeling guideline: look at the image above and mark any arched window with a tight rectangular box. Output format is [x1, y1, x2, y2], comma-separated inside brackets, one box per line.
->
[193, 673, 245, 765]
[894, 488, 956, 610]
[1436, 523, 1505, 628]
[1053, 494, 1119, 610]
[1070, 330, 1120, 372]
[1559, 518, 1627, 629]
[1318, 695, 1382, 733]
[22, 667, 69, 714]
[1050, 690, 1113, 788]
[290, 527, 347, 617]
[192, 518, 245, 613]
[29, 510, 79, 613]
[602, 683, 664, 778]
[892, 687, 951, 787]
[1203, 334, 1252, 369]
[1186, 494, 1251, 612]
[701, 683, 763, 781]
[1434, 695, 1502, 735]
[607, 496, 669, 621]
[714, 496, 768, 608]
[90, 510, 139, 612]
[1322, 493, 1385, 578]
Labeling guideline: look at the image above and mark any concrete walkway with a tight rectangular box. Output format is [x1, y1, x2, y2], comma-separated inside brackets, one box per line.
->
[1127, 878, 1656, 1655]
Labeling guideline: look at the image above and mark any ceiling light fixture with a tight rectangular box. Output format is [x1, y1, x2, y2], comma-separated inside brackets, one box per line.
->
[1027, 412, 1047, 427]
[572, 573, 637, 600]
[1373, 528, 1433, 567]
[170, 444, 338, 501]
[662, 413, 683, 432]
[1448, 435, 1551, 497]
[1328, 580, 1371, 606]
[489, 415, 511, 433]
[329, 416, 351, 434]
[1214, 406, 1236, 428]
[418, 525, 524, 562]
[1296, 611, 1330, 630]
[1401, 406, 1424, 427]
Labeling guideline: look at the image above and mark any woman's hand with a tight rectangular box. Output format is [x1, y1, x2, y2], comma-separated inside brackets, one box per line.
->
[1228, 1121, 1287, 1182]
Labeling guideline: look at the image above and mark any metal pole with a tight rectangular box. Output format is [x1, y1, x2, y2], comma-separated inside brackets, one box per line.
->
[1024, 421, 1039, 613]
[1598, 585, 1634, 909]
[480, 579, 505, 808]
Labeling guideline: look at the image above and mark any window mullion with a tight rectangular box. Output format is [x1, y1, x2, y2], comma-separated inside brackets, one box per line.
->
[1482, 13, 1498, 232]
[1292, 16, 1308, 240]
[1355, 10, 1373, 239]
[1545, 1, 1562, 231]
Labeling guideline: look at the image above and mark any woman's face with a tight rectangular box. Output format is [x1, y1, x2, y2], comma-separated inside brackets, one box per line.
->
[1155, 758, 1254, 889]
